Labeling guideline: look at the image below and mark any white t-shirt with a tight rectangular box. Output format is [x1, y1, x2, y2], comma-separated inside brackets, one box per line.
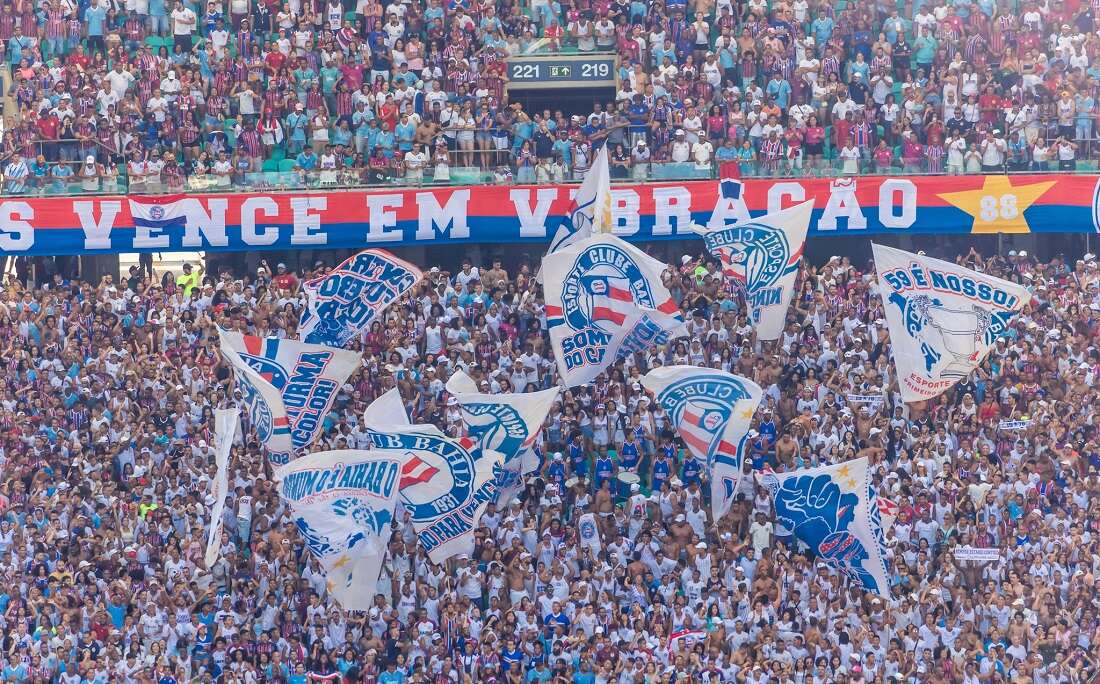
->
[171, 7, 196, 35]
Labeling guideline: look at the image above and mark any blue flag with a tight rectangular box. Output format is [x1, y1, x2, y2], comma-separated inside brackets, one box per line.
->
[757, 457, 891, 596]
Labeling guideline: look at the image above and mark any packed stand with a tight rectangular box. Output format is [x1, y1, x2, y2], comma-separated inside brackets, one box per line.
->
[4, 0, 1100, 193]
[0, 246, 1096, 682]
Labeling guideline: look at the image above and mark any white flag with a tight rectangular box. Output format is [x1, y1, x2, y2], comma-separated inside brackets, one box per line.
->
[873, 244, 1029, 403]
[365, 421, 502, 564]
[641, 366, 761, 522]
[204, 408, 239, 568]
[544, 234, 686, 386]
[693, 199, 812, 340]
[219, 328, 361, 459]
[274, 450, 402, 611]
[363, 387, 411, 428]
[578, 512, 601, 555]
[445, 371, 560, 503]
[219, 331, 295, 463]
[298, 249, 422, 347]
[757, 457, 891, 596]
[547, 145, 613, 254]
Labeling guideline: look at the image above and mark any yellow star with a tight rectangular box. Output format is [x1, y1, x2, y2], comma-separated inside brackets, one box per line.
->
[331, 555, 351, 569]
[837, 465, 851, 479]
[937, 175, 1055, 234]
[845, 478, 858, 490]
[739, 408, 756, 420]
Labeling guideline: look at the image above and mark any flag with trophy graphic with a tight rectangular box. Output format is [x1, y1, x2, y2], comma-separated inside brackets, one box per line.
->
[204, 408, 239, 568]
[445, 371, 560, 504]
[274, 449, 402, 611]
[642, 366, 761, 522]
[298, 249, 422, 347]
[219, 328, 360, 460]
[873, 244, 1030, 403]
[757, 457, 891, 596]
[544, 233, 686, 386]
[693, 199, 812, 340]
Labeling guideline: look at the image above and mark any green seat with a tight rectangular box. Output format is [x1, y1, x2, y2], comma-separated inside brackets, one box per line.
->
[223, 118, 237, 132]
[278, 159, 298, 172]
[269, 146, 286, 162]
[261, 158, 280, 172]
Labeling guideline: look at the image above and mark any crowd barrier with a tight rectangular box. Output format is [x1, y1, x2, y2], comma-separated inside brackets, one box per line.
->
[0, 174, 1095, 256]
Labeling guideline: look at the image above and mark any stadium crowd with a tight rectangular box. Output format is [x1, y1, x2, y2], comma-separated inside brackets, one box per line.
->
[0, 244, 1097, 683]
[5, 0, 1100, 191]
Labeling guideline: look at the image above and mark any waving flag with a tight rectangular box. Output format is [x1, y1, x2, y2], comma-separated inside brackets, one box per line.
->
[544, 234, 685, 386]
[873, 244, 1029, 403]
[129, 194, 188, 232]
[298, 249, 422, 347]
[220, 329, 360, 459]
[693, 199, 812, 340]
[547, 145, 613, 255]
[642, 366, 761, 522]
[578, 512, 601, 555]
[220, 331, 295, 463]
[757, 457, 890, 596]
[876, 496, 899, 533]
[362, 392, 502, 563]
[363, 387, 411, 428]
[204, 408, 239, 568]
[445, 370, 560, 504]
[274, 449, 402, 610]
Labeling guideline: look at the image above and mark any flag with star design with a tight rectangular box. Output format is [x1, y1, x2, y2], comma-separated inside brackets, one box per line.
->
[275, 449, 403, 610]
[641, 366, 762, 522]
[757, 457, 891, 597]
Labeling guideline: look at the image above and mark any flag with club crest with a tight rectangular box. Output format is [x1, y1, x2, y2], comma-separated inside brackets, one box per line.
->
[641, 366, 761, 522]
[219, 330, 295, 464]
[757, 457, 891, 596]
[445, 371, 560, 504]
[544, 233, 685, 386]
[692, 198, 812, 340]
[362, 392, 503, 564]
[219, 328, 360, 461]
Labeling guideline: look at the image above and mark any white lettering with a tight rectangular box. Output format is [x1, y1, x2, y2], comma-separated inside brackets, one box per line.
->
[817, 181, 867, 231]
[651, 186, 692, 236]
[767, 182, 806, 214]
[510, 188, 560, 237]
[611, 189, 640, 236]
[290, 196, 328, 245]
[181, 198, 229, 247]
[74, 200, 120, 250]
[240, 197, 280, 245]
[416, 189, 470, 241]
[706, 186, 752, 228]
[366, 193, 403, 242]
[878, 179, 917, 229]
[0, 201, 35, 252]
